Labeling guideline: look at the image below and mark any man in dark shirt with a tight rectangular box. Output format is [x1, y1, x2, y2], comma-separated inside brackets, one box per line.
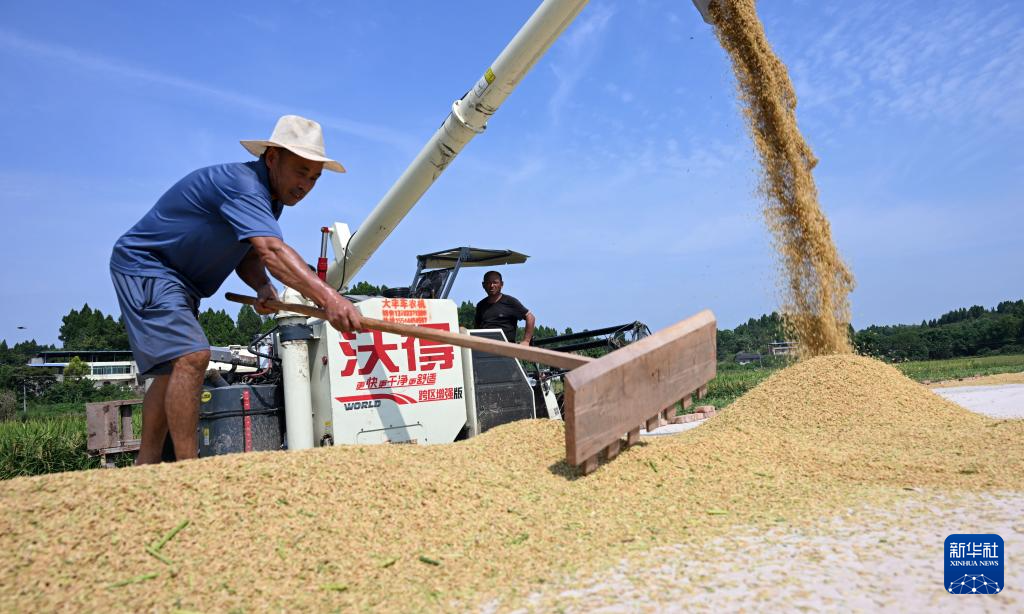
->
[473, 271, 536, 344]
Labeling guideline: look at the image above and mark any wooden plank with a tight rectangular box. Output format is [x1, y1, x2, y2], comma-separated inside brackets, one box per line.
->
[682, 395, 693, 409]
[626, 428, 640, 446]
[645, 415, 661, 432]
[119, 406, 134, 442]
[564, 310, 716, 466]
[85, 402, 116, 452]
[605, 439, 622, 461]
[100, 440, 141, 454]
[100, 399, 143, 408]
[581, 455, 598, 475]
[697, 385, 708, 399]
[226, 293, 592, 371]
[87, 399, 142, 453]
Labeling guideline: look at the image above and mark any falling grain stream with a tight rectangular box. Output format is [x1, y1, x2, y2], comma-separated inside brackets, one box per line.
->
[709, 0, 855, 357]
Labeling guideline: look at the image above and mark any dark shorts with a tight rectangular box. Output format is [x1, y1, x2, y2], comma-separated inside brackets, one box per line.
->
[110, 269, 209, 376]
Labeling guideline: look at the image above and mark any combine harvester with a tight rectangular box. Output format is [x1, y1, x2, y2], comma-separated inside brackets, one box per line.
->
[91, 0, 720, 473]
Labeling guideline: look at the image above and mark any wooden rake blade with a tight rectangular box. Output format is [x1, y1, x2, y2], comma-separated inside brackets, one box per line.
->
[563, 310, 717, 474]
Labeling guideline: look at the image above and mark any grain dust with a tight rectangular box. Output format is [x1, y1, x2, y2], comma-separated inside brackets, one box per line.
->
[708, 0, 855, 357]
[2, 355, 1020, 612]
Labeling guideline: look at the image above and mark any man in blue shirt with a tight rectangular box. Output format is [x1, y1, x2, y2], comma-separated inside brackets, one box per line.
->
[110, 115, 361, 464]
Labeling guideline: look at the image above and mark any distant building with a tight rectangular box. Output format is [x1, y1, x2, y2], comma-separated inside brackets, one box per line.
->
[27, 346, 261, 388]
[768, 341, 798, 356]
[734, 352, 762, 365]
[28, 350, 137, 386]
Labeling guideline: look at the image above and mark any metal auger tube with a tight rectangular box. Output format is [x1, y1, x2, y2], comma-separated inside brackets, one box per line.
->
[328, 0, 589, 289]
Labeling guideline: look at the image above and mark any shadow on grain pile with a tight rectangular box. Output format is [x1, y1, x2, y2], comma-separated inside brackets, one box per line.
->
[1, 355, 1021, 612]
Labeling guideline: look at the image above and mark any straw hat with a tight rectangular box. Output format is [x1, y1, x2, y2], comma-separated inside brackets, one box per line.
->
[240, 115, 345, 173]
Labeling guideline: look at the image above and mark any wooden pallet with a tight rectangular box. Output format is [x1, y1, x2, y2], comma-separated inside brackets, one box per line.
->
[85, 399, 143, 467]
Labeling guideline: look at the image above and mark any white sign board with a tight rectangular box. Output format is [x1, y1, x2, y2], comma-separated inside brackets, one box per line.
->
[315, 298, 467, 444]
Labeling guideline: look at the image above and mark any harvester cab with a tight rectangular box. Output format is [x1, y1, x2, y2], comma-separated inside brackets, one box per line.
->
[381, 247, 529, 300]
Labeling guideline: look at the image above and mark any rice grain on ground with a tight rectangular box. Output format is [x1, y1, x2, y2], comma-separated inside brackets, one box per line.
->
[1, 355, 1021, 611]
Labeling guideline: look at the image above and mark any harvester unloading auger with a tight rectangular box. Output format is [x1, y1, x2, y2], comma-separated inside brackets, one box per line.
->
[182, 0, 721, 475]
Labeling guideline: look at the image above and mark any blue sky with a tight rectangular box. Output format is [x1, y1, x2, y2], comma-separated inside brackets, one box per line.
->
[1, 0, 1021, 347]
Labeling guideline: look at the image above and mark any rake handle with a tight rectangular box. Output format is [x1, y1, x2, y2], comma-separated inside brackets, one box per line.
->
[225, 293, 592, 370]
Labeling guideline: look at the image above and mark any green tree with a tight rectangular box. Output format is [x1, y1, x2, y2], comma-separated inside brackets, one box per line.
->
[533, 325, 558, 341]
[42, 377, 97, 404]
[715, 312, 786, 360]
[716, 329, 737, 360]
[0, 339, 54, 367]
[109, 316, 130, 350]
[0, 365, 56, 399]
[348, 281, 385, 296]
[806, 298, 1024, 360]
[236, 305, 263, 345]
[198, 309, 237, 346]
[457, 300, 476, 330]
[63, 356, 91, 378]
[59, 304, 129, 350]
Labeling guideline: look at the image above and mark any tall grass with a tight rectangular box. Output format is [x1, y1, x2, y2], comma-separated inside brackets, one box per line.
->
[0, 415, 99, 479]
[702, 365, 778, 409]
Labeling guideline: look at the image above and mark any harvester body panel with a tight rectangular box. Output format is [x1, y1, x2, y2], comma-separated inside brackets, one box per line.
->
[310, 298, 467, 445]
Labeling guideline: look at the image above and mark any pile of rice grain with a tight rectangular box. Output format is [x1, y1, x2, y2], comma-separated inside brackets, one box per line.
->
[2, 355, 1021, 612]
[709, 0, 855, 357]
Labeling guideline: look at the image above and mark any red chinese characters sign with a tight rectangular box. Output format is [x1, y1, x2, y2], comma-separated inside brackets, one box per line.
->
[338, 323, 454, 377]
[381, 298, 429, 325]
[328, 298, 467, 443]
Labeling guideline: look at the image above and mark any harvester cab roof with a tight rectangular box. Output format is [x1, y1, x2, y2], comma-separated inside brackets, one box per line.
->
[383, 246, 529, 300]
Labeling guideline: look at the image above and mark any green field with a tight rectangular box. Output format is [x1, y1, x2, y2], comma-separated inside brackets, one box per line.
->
[894, 353, 1024, 382]
[0, 415, 100, 479]
[0, 402, 141, 480]
[698, 359, 786, 410]
[2, 353, 1022, 480]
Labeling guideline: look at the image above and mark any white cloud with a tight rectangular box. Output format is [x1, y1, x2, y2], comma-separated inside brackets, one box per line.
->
[786, 1, 1024, 128]
[0, 28, 418, 152]
[547, 4, 615, 125]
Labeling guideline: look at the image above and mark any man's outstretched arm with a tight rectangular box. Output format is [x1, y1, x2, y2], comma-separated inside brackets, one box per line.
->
[521, 311, 536, 345]
[247, 236, 361, 333]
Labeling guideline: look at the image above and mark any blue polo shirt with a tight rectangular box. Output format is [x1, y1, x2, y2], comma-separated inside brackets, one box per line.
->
[110, 160, 284, 299]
